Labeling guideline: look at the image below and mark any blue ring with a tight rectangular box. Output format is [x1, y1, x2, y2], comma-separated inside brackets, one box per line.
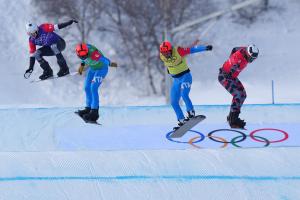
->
[166, 130, 205, 144]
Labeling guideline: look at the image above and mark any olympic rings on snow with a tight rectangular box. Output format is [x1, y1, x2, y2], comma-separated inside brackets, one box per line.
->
[166, 130, 205, 144]
[250, 128, 289, 143]
[208, 129, 247, 144]
[231, 135, 270, 148]
[166, 128, 289, 148]
[189, 135, 229, 149]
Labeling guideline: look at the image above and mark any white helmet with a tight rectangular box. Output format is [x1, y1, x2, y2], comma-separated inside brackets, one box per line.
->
[26, 23, 38, 36]
[247, 44, 259, 59]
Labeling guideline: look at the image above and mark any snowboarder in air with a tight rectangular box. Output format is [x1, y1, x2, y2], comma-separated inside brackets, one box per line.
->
[218, 44, 259, 129]
[159, 40, 213, 130]
[24, 19, 78, 80]
[75, 43, 117, 123]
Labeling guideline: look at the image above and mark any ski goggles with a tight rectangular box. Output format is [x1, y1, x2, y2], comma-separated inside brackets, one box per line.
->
[28, 31, 38, 38]
[248, 53, 258, 63]
[76, 51, 88, 60]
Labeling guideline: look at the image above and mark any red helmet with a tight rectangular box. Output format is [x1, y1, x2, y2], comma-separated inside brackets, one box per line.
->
[75, 43, 88, 59]
[160, 41, 172, 53]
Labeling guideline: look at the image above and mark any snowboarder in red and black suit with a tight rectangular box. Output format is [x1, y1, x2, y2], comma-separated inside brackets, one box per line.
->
[218, 44, 259, 129]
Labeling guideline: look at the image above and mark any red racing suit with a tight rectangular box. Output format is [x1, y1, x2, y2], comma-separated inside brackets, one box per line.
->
[218, 47, 250, 112]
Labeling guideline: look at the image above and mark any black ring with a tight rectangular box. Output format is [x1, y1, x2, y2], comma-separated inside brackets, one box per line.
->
[207, 129, 247, 144]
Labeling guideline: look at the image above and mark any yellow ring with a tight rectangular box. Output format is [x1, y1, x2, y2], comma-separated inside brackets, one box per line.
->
[188, 135, 228, 149]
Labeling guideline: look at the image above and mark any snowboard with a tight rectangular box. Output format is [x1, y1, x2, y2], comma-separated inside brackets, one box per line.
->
[30, 71, 78, 83]
[74, 111, 101, 125]
[169, 115, 206, 138]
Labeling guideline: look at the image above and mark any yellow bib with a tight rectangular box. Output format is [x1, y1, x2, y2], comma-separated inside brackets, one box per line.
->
[160, 47, 189, 75]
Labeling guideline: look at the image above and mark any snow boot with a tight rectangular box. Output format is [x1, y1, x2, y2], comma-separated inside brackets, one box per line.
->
[227, 111, 246, 129]
[76, 107, 91, 118]
[187, 110, 196, 119]
[56, 53, 70, 77]
[57, 67, 70, 77]
[173, 119, 187, 131]
[39, 61, 53, 80]
[83, 108, 99, 122]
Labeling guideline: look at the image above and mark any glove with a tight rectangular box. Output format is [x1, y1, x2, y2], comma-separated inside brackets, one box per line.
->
[206, 45, 213, 51]
[71, 19, 78, 24]
[24, 67, 33, 79]
[25, 68, 33, 74]
[58, 19, 78, 29]
[78, 64, 85, 75]
[110, 62, 118, 67]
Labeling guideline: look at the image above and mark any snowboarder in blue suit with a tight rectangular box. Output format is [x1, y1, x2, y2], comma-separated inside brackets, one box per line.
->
[75, 43, 117, 123]
[159, 40, 213, 130]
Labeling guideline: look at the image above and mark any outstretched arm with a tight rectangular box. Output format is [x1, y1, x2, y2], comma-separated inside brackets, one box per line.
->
[57, 19, 78, 29]
[177, 45, 213, 57]
[191, 45, 213, 53]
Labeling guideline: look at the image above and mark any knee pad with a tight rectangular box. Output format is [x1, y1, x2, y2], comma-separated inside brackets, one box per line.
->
[34, 50, 43, 62]
[51, 43, 61, 55]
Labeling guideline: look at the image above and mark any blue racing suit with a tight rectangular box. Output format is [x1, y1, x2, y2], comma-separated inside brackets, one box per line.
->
[168, 45, 209, 120]
[82, 45, 110, 109]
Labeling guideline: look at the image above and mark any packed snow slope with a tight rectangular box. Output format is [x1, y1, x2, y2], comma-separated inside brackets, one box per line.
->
[0, 104, 299, 151]
[0, 104, 300, 199]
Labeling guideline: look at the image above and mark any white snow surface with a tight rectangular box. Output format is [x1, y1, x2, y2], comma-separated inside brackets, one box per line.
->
[0, 104, 300, 199]
[0, 104, 299, 151]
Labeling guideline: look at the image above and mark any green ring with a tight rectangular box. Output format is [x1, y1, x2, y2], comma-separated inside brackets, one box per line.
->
[231, 135, 270, 148]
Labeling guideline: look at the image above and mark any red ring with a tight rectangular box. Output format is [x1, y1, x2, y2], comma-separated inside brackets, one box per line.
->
[250, 128, 289, 143]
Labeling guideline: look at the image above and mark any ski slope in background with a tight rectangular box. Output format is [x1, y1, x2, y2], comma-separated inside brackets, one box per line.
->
[0, 104, 300, 199]
[1, 0, 300, 106]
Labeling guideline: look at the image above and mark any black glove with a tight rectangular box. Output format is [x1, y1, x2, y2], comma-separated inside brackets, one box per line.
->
[206, 45, 213, 51]
[24, 67, 33, 79]
[70, 19, 78, 24]
[58, 19, 78, 29]
[110, 62, 118, 67]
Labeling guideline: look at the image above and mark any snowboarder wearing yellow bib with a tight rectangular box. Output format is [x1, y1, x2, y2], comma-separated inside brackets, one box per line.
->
[159, 40, 212, 130]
